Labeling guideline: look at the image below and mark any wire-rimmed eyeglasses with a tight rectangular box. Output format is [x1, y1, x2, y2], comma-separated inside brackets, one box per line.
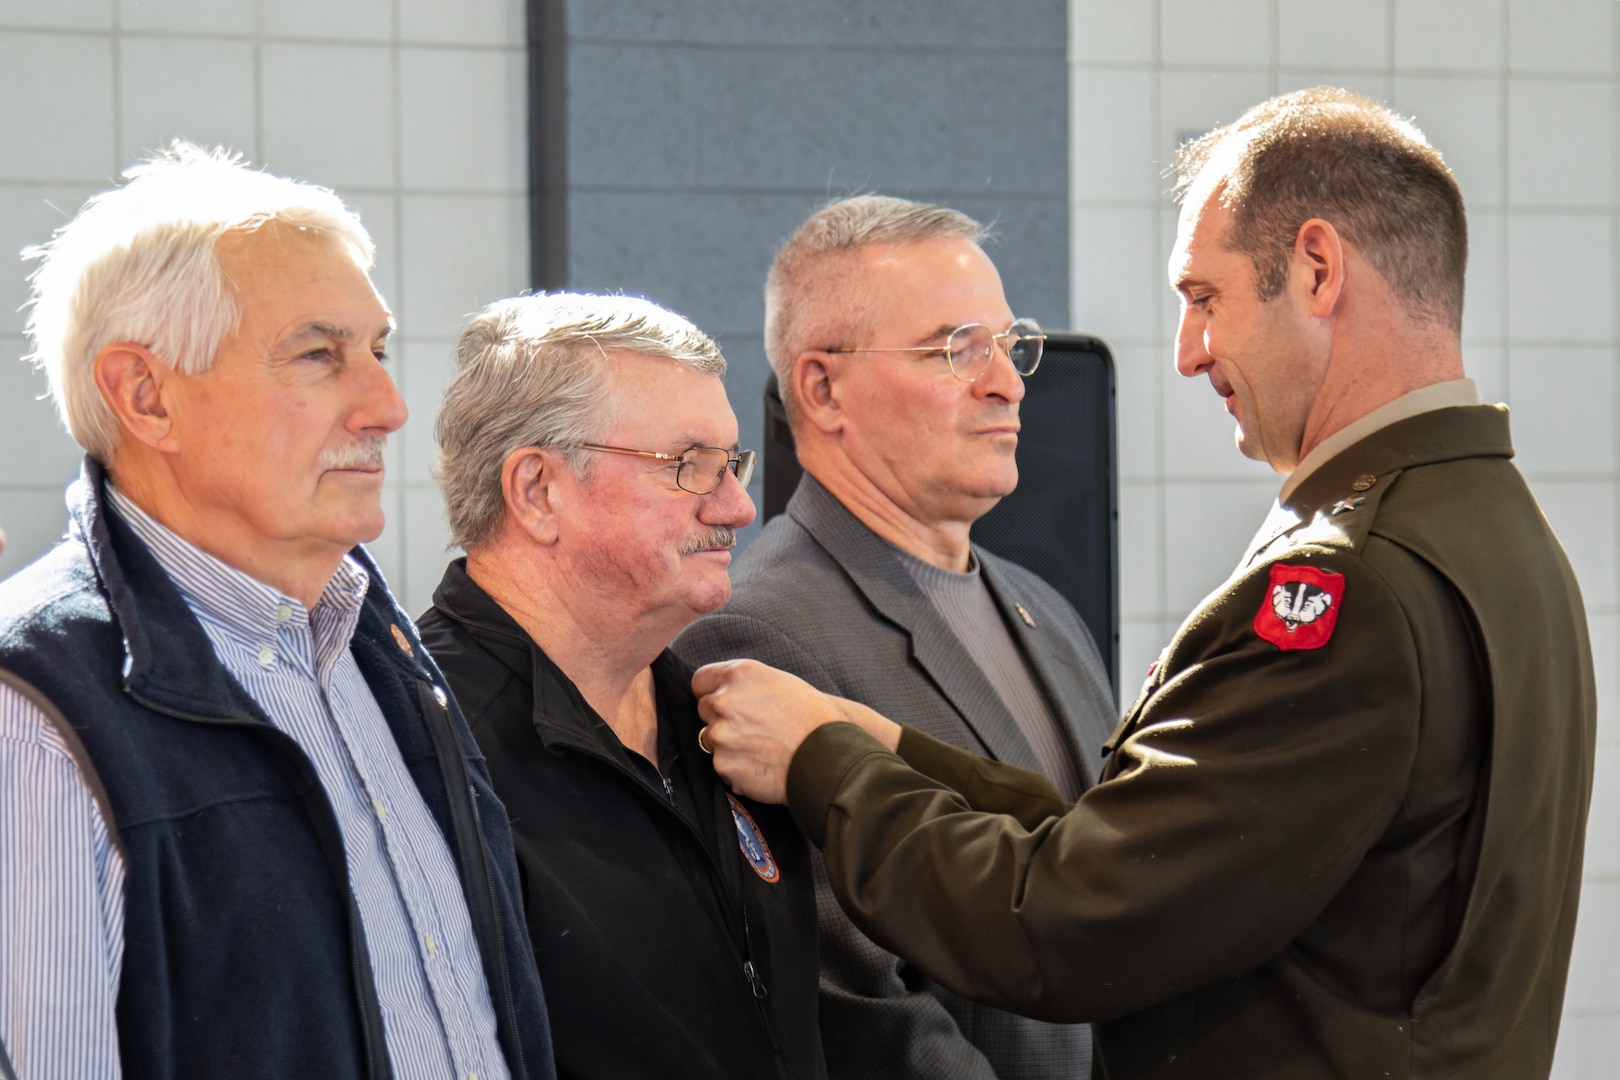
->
[573, 443, 757, 495]
[826, 317, 1045, 383]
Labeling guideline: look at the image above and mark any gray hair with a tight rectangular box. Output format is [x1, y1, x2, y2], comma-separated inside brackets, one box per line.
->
[436, 291, 728, 550]
[1174, 87, 1467, 331]
[23, 140, 375, 461]
[764, 195, 988, 421]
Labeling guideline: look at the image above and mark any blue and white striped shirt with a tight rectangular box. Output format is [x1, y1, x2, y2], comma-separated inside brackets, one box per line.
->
[0, 488, 511, 1080]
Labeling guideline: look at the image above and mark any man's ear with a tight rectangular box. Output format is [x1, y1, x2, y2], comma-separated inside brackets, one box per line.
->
[94, 343, 178, 452]
[1293, 218, 1347, 318]
[500, 446, 563, 545]
[791, 350, 845, 436]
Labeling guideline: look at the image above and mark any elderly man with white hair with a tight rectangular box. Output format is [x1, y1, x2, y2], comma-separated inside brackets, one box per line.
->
[417, 292, 825, 1080]
[0, 144, 553, 1080]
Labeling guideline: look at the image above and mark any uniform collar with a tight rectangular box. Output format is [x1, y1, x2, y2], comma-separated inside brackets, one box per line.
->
[1280, 379, 1480, 504]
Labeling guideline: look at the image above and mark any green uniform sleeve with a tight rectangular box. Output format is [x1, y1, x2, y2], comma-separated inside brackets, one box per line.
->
[786, 548, 1423, 1023]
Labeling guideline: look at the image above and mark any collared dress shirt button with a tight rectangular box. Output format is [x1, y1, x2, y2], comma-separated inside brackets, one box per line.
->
[275, 603, 293, 623]
[424, 933, 438, 956]
[256, 646, 275, 667]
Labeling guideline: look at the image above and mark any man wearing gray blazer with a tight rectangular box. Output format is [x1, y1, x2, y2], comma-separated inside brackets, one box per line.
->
[675, 196, 1117, 1080]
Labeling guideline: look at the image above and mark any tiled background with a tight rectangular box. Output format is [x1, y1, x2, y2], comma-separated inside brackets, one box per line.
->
[1069, 0, 1619, 1069]
[0, 0, 529, 613]
[0, 0, 1614, 1070]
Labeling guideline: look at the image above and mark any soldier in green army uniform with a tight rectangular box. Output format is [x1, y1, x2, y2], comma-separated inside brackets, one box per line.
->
[689, 88, 1596, 1079]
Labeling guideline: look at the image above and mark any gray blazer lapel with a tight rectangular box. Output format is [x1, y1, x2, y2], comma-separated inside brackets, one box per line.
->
[787, 477, 1043, 772]
[979, 555, 1114, 788]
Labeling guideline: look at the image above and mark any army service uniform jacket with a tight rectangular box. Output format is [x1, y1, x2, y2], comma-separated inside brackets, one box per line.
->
[781, 405, 1596, 1079]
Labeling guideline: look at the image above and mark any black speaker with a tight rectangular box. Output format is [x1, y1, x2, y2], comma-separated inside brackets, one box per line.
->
[761, 333, 1119, 690]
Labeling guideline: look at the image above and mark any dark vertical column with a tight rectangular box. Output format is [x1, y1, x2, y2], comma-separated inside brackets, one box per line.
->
[541, 3, 1071, 555]
[526, 0, 568, 290]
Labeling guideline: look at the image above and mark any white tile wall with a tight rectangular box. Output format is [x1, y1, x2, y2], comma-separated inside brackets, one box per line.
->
[1509, 348, 1618, 475]
[1071, 205, 1161, 340]
[1389, 77, 1505, 207]
[260, 43, 398, 191]
[0, 33, 116, 182]
[1508, 0, 1616, 76]
[117, 0, 253, 37]
[398, 46, 527, 192]
[1507, 214, 1615, 343]
[1069, 0, 1154, 66]
[1460, 210, 1506, 343]
[1160, 0, 1271, 69]
[399, 0, 523, 48]
[398, 193, 530, 341]
[117, 37, 258, 164]
[1393, 0, 1507, 72]
[1277, 0, 1389, 70]
[0, 0, 112, 32]
[261, 0, 394, 42]
[1508, 80, 1613, 208]
[0, 0, 529, 614]
[1071, 0, 1620, 1064]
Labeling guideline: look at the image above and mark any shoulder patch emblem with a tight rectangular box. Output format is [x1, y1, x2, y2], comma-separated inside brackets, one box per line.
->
[1255, 563, 1344, 651]
[727, 793, 780, 883]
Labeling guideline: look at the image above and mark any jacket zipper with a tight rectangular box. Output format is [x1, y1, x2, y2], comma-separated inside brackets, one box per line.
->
[125, 694, 392, 1080]
[566, 735, 775, 1013]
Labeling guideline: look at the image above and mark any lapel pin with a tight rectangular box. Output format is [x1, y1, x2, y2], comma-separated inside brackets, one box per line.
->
[1351, 474, 1378, 492]
[1016, 604, 1037, 629]
[389, 623, 414, 657]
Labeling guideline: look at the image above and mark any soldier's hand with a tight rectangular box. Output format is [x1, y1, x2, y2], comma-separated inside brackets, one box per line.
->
[693, 659, 899, 803]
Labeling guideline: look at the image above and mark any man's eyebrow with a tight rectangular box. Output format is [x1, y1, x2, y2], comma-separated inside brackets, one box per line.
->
[911, 323, 958, 347]
[674, 435, 740, 454]
[277, 319, 394, 350]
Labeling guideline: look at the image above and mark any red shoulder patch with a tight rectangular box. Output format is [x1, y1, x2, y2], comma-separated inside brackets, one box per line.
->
[1254, 563, 1344, 651]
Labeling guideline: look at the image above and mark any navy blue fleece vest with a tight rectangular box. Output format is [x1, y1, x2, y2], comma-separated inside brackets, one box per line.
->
[0, 460, 553, 1080]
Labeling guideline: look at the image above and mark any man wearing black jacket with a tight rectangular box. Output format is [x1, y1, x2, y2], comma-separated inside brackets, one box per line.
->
[418, 292, 824, 1080]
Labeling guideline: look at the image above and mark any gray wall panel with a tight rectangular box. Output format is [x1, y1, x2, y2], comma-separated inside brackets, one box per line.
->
[557, 1, 1069, 546]
[569, 0, 1062, 48]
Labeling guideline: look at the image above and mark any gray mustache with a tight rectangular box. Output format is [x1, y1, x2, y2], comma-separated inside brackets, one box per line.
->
[678, 526, 737, 556]
[319, 437, 388, 471]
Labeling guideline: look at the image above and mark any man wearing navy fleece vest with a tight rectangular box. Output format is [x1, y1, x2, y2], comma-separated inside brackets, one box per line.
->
[0, 144, 553, 1080]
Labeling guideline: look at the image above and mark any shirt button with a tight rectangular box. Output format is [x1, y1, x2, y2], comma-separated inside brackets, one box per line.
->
[256, 646, 275, 667]
[275, 603, 293, 623]
[423, 933, 437, 956]
[373, 798, 387, 822]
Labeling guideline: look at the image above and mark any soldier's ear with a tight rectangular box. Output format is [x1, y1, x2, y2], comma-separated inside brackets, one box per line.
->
[792, 350, 845, 436]
[1293, 218, 1346, 318]
[500, 446, 562, 545]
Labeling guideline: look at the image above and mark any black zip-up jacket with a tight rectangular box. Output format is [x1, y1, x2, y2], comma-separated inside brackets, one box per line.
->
[419, 559, 825, 1080]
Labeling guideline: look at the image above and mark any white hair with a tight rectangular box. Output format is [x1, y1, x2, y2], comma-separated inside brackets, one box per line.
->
[764, 195, 988, 423]
[23, 140, 375, 460]
[436, 292, 727, 550]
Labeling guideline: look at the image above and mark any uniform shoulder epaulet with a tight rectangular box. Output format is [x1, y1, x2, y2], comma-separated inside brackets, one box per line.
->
[1290, 469, 1403, 554]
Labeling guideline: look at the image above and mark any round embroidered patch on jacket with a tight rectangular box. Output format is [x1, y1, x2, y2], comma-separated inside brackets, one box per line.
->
[727, 793, 780, 883]
[1255, 563, 1345, 651]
